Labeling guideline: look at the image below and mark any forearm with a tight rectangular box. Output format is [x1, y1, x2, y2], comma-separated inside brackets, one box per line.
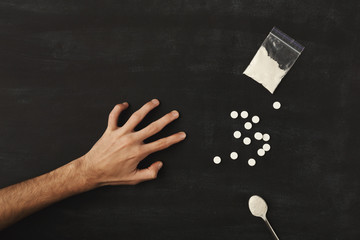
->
[0, 157, 94, 230]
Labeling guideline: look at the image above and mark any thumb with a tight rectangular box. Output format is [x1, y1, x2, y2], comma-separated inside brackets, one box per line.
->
[134, 161, 163, 182]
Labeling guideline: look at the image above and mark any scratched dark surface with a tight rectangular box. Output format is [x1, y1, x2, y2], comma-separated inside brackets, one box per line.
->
[0, 0, 360, 239]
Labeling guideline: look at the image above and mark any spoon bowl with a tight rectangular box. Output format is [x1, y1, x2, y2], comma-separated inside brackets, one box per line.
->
[249, 195, 268, 220]
[248, 195, 279, 240]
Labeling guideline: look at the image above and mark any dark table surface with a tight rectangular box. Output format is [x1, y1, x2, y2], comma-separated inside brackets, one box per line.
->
[1, 0, 359, 239]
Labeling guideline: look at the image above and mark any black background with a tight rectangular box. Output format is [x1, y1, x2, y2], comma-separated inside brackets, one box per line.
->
[1, 0, 359, 239]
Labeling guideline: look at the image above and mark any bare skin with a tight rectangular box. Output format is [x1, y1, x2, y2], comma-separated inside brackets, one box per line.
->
[0, 99, 186, 230]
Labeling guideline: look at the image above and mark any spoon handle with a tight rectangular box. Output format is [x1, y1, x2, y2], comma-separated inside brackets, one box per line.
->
[264, 218, 279, 240]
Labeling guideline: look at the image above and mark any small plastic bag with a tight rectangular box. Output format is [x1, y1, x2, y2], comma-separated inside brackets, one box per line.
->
[243, 27, 304, 94]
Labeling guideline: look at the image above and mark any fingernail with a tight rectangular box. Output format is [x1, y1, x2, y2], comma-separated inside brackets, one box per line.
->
[172, 110, 179, 117]
[122, 102, 128, 106]
[152, 99, 159, 105]
[179, 132, 186, 139]
[158, 162, 163, 169]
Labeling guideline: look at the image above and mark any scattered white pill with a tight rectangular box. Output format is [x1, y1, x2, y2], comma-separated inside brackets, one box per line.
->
[244, 122, 252, 130]
[213, 156, 221, 164]
[254, 132, 263, 140]
[263, 134, 270, 141]
[240, 111, 248, 119]
[233, 130, 241, 139]
[273, 101, 281, 109]
[248, 158, 256, 166]
[263, 143, 271, 151]
[252, 116, 260, 124]
[257, 149, 265, 156]
[230, 111, 239, 119]
[230, 152, 238, 160]
[243, 137, 251, 145]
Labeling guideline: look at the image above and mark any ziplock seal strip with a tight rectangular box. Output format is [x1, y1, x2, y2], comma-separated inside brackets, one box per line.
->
[270, 27, 305, 54]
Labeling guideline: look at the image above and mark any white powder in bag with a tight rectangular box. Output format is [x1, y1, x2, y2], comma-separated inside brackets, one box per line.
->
[243, 46, 287, 94]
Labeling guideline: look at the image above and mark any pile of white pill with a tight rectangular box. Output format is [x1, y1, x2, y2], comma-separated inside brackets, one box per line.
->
[213, 101, 281, 166]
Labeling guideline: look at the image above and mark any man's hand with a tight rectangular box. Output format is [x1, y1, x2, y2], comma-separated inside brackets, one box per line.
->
[0, 99, 185, 230]
[80, 99, 186, 187]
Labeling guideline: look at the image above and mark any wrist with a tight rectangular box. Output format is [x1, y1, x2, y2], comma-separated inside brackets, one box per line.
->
[71, 156, 100, 191]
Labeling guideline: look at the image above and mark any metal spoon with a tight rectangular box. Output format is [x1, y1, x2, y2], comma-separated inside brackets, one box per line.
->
[248, 195, 279, 240]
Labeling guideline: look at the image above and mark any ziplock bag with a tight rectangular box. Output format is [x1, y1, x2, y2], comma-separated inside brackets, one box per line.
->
[243, 27, 304, 93]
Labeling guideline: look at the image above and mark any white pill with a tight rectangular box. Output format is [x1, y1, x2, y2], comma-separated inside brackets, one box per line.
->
[233, 131, 241, 139]
[213, 156, 221, 164]
[240, 111, 248, 119]
[273, 101, 281, 109]
[248, 158, 256, 166]
[263, 133, 270, 141]
[252, 116, 260, 124]
[257, 149, 265, 156]
[244, 122, 252, 130]
[254, 132, 263, 140]
[230, 152, 238, 160]
[243, 137, 251, 145]
[263, 143, 271, 151]
[230, 111, 238, 119]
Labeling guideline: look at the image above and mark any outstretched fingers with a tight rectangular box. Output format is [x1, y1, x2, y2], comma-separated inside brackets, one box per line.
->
[123, 99, 160, 132]
[107, 102, 129, 130]
[136, 110, 179, 140]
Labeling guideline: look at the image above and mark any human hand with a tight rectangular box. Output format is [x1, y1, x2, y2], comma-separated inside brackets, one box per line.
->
[78, 99, 186, 187]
